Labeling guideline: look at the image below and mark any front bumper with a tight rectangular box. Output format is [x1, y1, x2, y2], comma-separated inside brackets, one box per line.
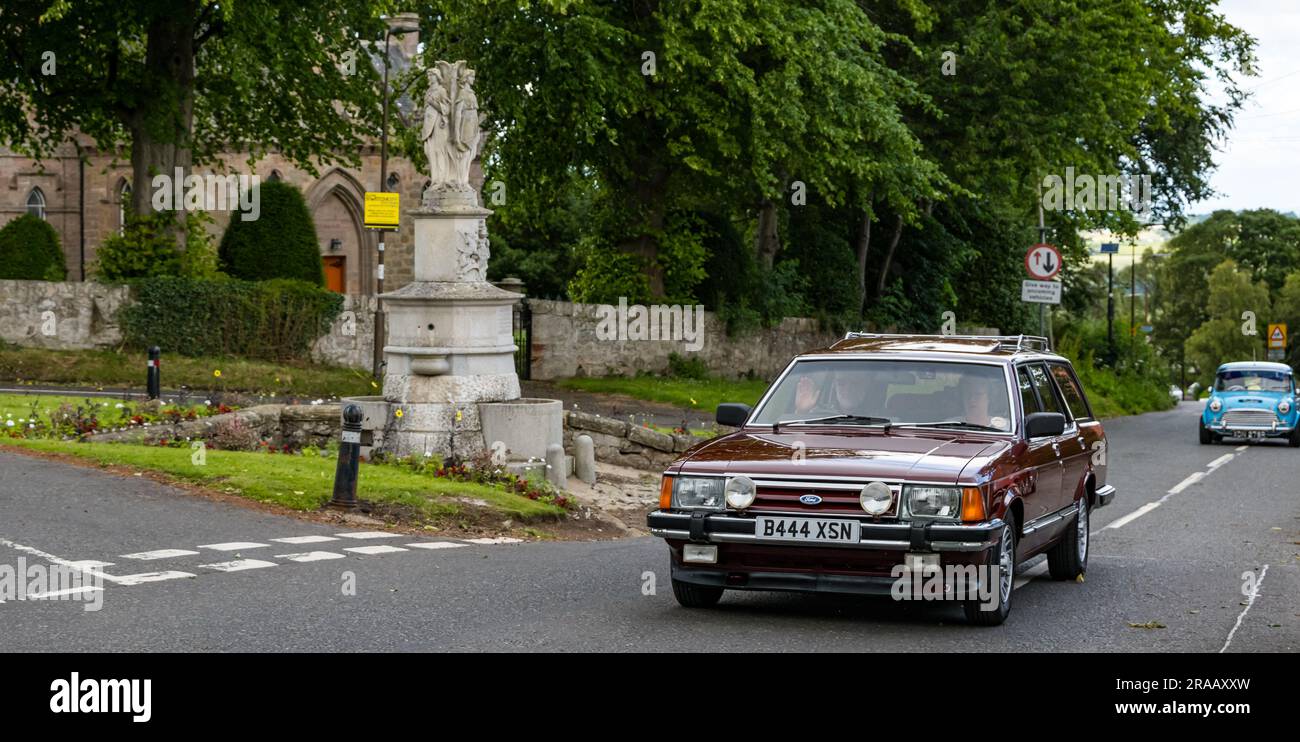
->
[647, 510, 1004, 552]
[1096, 484, 1116, 508]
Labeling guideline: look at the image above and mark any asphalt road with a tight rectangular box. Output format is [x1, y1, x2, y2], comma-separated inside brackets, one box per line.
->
[0, 401, 1295, 652]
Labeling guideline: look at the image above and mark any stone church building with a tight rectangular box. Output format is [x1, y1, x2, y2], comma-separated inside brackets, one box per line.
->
[0, 15, 443, 295]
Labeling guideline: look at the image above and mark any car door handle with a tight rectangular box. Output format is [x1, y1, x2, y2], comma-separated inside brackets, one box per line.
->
[1052, 442, 1061, 456]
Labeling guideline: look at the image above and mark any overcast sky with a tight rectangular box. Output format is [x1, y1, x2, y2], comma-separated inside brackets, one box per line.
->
[1193, 0, 1300, 215]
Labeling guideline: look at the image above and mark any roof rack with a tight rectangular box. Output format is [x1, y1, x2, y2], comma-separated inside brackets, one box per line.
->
[841, 332, 1052, 353]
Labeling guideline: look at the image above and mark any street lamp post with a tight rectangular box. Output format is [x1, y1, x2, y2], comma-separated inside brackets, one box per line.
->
[373, 22, 421, 380]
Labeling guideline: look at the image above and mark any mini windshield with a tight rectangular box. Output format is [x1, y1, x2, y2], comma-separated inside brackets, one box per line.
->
[751, 359, 1013, 431]
[1214, 370, 1293, 393]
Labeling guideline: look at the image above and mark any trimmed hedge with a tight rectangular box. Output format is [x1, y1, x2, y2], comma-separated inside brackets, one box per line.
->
[218, 181, 324, 286]
[119, 277, 343, 361]
[0, 214, 66, 281]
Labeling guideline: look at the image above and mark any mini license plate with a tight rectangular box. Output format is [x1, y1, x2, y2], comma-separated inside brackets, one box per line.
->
[755, 516, 859, 544]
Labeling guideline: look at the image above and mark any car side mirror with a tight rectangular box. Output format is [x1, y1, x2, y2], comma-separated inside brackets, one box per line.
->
[716, 403, 752, 427]
[1024, 412, 1066, 439]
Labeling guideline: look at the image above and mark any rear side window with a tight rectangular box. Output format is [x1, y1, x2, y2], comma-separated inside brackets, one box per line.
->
[1017, 367, 1041, 415]
[1049, 363, 1092, 420]
[1026, 364, 1067, 419]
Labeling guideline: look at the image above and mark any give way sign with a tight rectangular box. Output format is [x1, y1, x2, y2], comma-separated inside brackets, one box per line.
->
[1025, 243, 1062, 280]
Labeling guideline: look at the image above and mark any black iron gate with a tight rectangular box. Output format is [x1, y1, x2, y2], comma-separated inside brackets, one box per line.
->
[512, 298, 532, 380]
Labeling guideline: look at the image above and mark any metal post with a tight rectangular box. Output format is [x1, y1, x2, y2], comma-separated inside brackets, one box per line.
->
[1106, 251, 1114, 363]
[1036, 198, 1048, 341]
[330, 404, 364, 510]
[147, 346, 161, 400]
[1130, 241, 1137, 357]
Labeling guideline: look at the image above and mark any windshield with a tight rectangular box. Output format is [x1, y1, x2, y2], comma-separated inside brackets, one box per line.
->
[1214, 370, 1293, 393]
[751, 359, 1013, 431]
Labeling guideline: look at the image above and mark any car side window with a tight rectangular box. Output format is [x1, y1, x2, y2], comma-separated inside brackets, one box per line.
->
[1049, 363, 1092, 421]
[1027, 364, 1068, 420]
[1017, 367, 1041, 416]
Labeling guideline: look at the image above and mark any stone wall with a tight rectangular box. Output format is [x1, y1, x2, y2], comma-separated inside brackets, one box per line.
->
[0, 279, 131, 349]
[526, 298, 841, 381]
[88, 403, 342, 449]
[562, 409, 717, 471]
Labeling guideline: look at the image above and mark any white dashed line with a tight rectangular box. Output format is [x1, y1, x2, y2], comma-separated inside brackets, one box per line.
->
[110, 571, 195, 586]
[335, 531, 400, 539]
[121, 549, 200, 560]
[275, 551, 346, 562]
[1206, 453, 1235, 470]
[406, 542, 468, 550]
[1165, 471, 1205, 497]
[197, 542, 269, 552]
[343, 545, 408, 555]
[271, 535, 340, 544]
[464, 537, 523, 545]
[1235, 445, 1249, 452]
[64, 560, 114, 569]
[1221, 565, 1268, 653]
[1103, 502, 1161, 531]
[26, 586, 104, 600]
[200, 559, 277, 572]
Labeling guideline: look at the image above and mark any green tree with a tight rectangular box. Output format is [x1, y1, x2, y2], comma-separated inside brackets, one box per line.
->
[1185, 260, 1271, 385]
[0, 1, 390, 218]
[218, 182, 323, 286]
[0, 214, 65, 281]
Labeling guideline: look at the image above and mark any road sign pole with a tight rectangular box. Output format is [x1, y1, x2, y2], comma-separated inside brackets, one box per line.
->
[1107, 252, 1114, 361]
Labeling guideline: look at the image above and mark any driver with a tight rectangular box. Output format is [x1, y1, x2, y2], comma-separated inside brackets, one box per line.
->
[959, 374, 1007, 429]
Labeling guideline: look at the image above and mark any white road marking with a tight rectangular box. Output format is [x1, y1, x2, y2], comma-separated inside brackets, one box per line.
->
[275, 551, 346, 562]
[1013, 561, 1048, 590]
[343, 545, 408, 555]
[64, 560, 114, 569]
[406, 542, 468, 550]
[1165, 471, 1204, 497]
[121, 549, 199, 560]
[200, 559, 277, 572]
[0, 536, 96, 570]
[1235, 445, 1249, 452]
[110, 571, 195, 586]
[1206, 453, 1235, 470]
[335, 531, 399, 539]
[1103, 502, 1161, 531]
[1221, 565, 1268, 654]
[271, 535, 339, 544]
[464, 537, 523, 545]
[197, 542, 269, 551]
[26, 586, 103, 599]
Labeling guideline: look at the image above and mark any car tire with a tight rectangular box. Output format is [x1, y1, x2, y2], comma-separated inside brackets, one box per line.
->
[1289, 427, 1300, 448]
[1047, 499, 1089, 580]
[964, 516, 1016, 626]
[1199, 421, 1213, 444]
[671, 577, 723, 608]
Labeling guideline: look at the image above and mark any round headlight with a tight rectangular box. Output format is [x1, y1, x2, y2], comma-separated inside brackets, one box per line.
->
[859, 481, 892, 515]
[1209, 397, 1222, 412]
[1279, 399, 1291, 414]
[725, 475, 756, 510]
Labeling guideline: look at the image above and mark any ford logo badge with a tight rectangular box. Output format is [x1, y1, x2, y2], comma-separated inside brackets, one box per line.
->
[799, 494, 822, 505]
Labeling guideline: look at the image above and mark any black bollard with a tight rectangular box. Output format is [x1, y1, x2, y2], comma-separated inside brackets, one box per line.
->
[329, 404, 364, 510]
[146, 346, 161, 400]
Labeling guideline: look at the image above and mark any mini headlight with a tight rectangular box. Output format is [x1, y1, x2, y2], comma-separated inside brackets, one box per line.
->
[905, 485, 962, 519]
[673, 476, 725, 510]
[1279, 399, 1291, 414]
[725, 475, 756, 509]
[1209, 397, 1222, 412]
[859, 481, 892, 515]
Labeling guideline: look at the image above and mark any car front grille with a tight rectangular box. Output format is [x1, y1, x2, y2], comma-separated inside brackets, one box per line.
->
[1221, 408, 1280, 428]
[749, 479, 900, 517]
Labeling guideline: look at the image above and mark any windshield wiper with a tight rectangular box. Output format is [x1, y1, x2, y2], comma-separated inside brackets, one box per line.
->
[773, 415, 892, 432]
[895, 420, 1004, 432]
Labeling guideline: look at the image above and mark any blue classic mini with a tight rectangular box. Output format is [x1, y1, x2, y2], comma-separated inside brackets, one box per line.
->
[1199, 361, 1299, 446]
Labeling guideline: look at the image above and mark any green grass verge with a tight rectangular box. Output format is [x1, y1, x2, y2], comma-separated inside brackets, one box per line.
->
[0, 346, 375, 398]
[1, 438, 563, 522]
[557, 375, 770, 412]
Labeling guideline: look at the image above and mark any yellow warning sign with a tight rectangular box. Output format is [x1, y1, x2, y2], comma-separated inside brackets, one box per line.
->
[1267, 323, 1287, 350]
[364, 192, 400, 230]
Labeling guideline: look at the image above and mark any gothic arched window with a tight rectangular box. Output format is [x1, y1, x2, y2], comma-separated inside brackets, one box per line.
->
[26, 187, 46, 220]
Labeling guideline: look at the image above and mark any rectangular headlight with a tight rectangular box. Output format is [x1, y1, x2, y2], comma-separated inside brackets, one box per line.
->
[673, 476, 725, 510]
[905, 485, 962, 520]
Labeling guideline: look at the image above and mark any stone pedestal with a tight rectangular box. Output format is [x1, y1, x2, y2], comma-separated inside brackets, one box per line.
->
[370, 194, 523, 458]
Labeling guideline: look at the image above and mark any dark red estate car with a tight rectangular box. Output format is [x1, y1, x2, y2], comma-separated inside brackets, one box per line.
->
[647, 334, 1115, 625]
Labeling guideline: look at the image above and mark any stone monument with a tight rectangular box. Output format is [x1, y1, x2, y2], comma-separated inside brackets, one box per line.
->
[352, 60, 562, 464]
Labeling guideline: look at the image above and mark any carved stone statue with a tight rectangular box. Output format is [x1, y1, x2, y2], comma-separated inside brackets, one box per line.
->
[421, 60, 481, 197]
